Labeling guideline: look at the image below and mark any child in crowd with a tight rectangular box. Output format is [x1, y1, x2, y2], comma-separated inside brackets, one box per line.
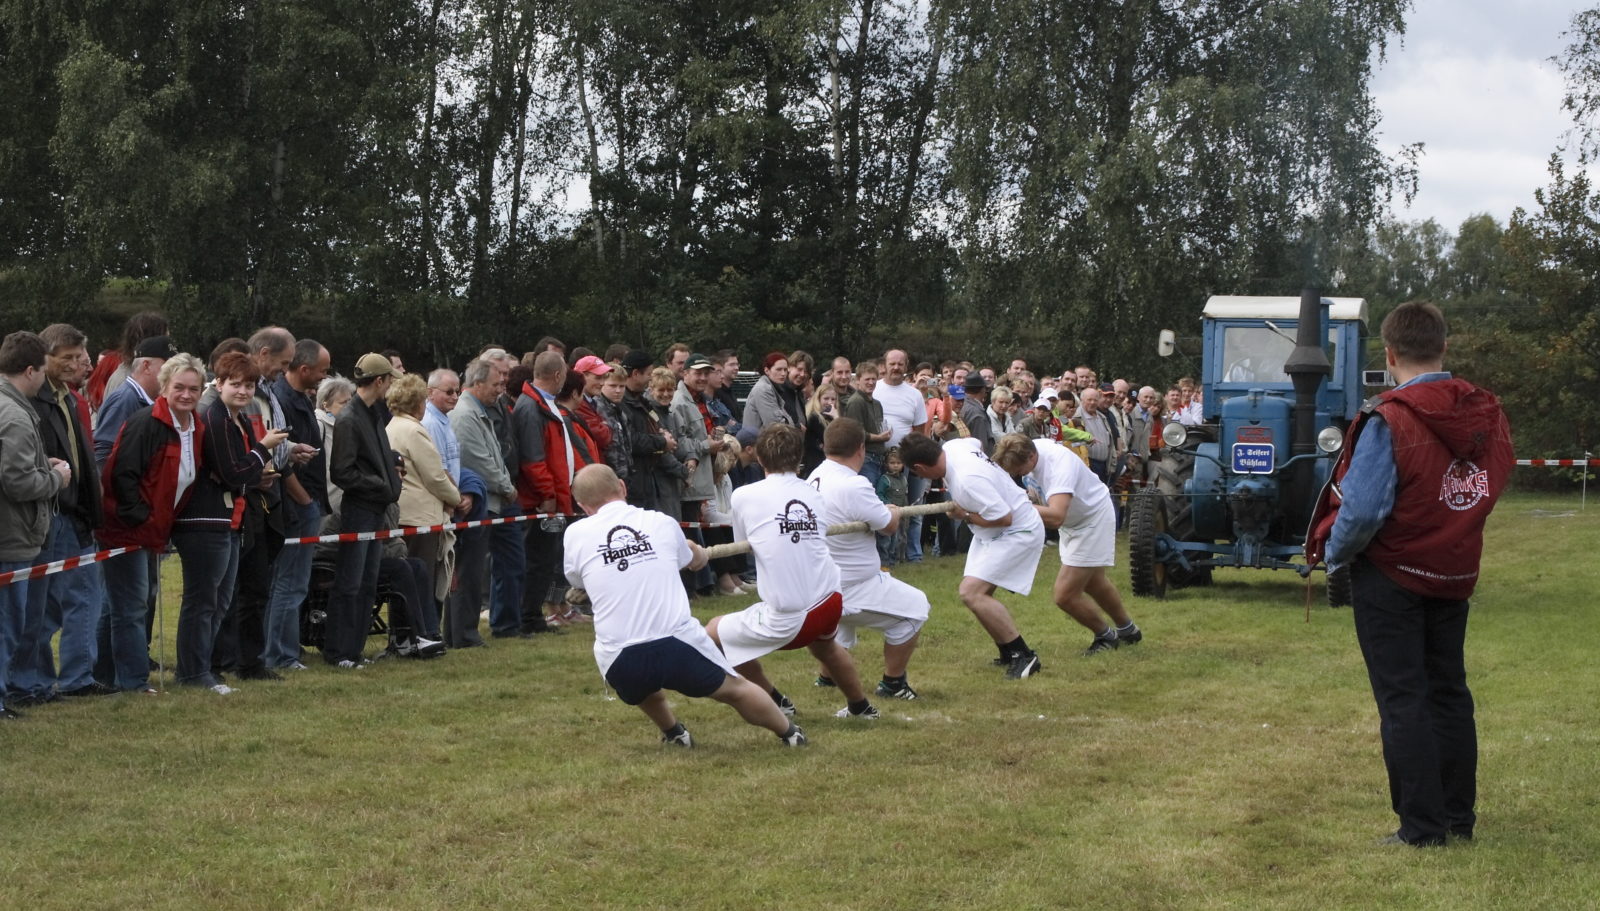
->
[875, 448, 909, 566]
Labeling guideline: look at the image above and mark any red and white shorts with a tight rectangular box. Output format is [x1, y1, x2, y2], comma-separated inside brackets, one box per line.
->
[715, 591, 843, 666]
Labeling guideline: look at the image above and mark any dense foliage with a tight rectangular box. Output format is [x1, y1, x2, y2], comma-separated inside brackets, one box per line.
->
[1, 0, 1411, 377]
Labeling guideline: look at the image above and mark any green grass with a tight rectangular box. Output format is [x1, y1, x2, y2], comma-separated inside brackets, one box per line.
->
[3, 492, 1598, 910]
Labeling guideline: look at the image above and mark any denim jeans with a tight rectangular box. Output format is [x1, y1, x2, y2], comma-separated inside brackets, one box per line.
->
[860, 453, 885, 488]
[0, 561, 31, 710]
[263, 500, 321, 667]
[97, 548, 156, 690]
[11, 516, 103, 697]
[446, 525, 489, 647]
[323, 502, 385, 663]
[172, 530, 241, 686]
[905, 471, 930, 561]
[488, 507, 526, 636]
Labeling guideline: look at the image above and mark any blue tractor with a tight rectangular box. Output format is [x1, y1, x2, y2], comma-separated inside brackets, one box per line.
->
[1128, 290, 1370, 602]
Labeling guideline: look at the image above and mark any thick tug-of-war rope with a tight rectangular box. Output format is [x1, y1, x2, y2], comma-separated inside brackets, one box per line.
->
[566, 501, 956, 605]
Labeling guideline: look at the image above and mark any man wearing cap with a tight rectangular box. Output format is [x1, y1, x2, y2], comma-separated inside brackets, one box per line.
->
[671, 354, 722, 522]
[93, 334, 175, 467]
[959, 375, 994, 454]
[571, 355, 615, 457]
[324, 353, 402, 667]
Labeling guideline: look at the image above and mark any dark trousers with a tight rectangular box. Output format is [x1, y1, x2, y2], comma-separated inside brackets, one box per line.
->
[214, 528, 277, 675]
[324, 502, 385, 663]
[172, 529, 240, 686]
[446, 526, 488, 647]
[402, 532, 442, 639]
[379, 556, 432, 644]
[520, 520, 564, 631]
[488, 507, 526, 636]
[1351, 558, 1477, 843]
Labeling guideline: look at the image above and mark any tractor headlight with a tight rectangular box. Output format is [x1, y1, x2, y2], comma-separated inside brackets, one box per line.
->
[1161, 422, 1188, 449]
[1317, 426, 1344, 454]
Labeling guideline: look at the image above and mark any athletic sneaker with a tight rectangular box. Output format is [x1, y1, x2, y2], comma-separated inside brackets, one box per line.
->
[834, 703, 881, 720]
[661, 727, 694, 748]
[771, 689, 797, 717]
[876, 679, 919, 700]
[1004, 651, 1042, 680]
[209, 683, 234, 696]
[1117, 624, 1143, 645]
[780, 725, 808, 747]
[814, 675, 836, 688]
[334, 659, 363, 670]
[1083, 633, 1119, 656]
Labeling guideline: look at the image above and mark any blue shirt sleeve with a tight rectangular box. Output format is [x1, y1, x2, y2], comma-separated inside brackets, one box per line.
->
[1325, 413, 1396, 570]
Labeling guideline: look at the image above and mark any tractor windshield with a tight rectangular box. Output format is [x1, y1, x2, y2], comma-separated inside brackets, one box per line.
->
[1220, 326, 1294, 384]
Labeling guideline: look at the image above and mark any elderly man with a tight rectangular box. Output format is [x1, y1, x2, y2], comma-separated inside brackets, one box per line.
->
[1078, 386, 1120, 486]
[514, 350, 577, 634]
[9, 325, 103, 707]
[671, 354, 721, 596]
[424, 368, 463, 485]
[446, 357, 514, 648]
[959, 376, 994, 454]
[475, 348, 527, 639]
[93, 335, 174, 466]
[264, 339, 331, 671]
[1, 331, 73, 718]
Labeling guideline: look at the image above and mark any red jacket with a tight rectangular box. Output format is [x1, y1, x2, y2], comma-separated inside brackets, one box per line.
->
[513, 383, 593, 513]
[100, 396, 204, 549]
[576, 397, 613, 455]
[1310, 378, 1511, 599]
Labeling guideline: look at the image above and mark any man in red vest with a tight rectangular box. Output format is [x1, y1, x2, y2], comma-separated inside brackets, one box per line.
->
[1308, 300, 1513, 848]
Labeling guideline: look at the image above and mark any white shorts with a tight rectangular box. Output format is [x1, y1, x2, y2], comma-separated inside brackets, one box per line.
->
[714, 593, 842, 667]
[1058, 499, 1117, 568]
[836, 611, 923, 649]
[963, 526, 1044, 596]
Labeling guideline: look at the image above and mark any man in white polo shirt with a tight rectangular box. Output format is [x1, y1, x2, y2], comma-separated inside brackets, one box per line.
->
[901, 431, 1044, 679]
[564, 464, 806, 748]
[808, 418, 930, 700]
[875, 348, 930, 562]
[705, 424, 880, 720]
[993, 433, 1143, 656]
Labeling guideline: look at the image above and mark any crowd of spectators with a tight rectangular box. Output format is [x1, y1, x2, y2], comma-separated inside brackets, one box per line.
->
[0, 314, 1207, 717]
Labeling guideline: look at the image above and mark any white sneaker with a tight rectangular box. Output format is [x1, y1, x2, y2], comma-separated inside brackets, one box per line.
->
[335, 659, 362, 670]
[834, 703, 882, 720]
[209, 683, 234, 695]
[287, 661, 308, 671]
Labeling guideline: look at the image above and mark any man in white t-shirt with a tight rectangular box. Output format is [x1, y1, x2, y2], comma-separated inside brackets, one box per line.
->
[704, 425, 881, 720]
[901, 432, 1045, 679]
[994, 434, 1143, 656]
[564, 464, 806, 748]
[876, 348, 931, 562]
[808, 418, 930, 700]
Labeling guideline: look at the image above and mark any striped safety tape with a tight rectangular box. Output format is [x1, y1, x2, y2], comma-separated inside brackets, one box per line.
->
[1515, 459, 1600, 466]
[0, 546, 141, 587]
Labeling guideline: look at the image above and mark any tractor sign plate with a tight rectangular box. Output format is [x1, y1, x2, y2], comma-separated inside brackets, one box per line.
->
[1232, 442, 1275, 474]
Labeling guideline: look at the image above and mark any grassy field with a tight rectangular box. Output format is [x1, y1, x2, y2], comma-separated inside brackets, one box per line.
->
[2, 492, 1598, 910]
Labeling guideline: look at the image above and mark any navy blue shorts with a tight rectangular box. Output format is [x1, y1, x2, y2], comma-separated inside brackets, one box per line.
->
[604, 637, 729, 706]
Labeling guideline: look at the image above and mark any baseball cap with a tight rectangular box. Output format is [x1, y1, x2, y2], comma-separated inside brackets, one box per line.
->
[620, 350, 653, 372]
[950, 386, 966, 401]
[1033, 394, 1057, 409]
[573, 355, 613, 376]
[353, 352, 396, 381]
[685, 353, 714, 370]
[134, 336, 178, 360]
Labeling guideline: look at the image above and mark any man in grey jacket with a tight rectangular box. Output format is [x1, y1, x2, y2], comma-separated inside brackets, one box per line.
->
[449, 357, 517, 646]
[670, 354, 721, 521]
[1, 331, 73, 719]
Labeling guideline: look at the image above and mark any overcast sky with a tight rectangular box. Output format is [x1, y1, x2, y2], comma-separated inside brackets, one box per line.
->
[1372, 0, 1591, 231]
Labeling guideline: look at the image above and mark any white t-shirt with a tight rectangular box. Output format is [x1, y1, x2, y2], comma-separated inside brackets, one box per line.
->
[563, 500, 699, 675]
[1030, 438, 1109, 528]
[731, 472, 841, 611]
[807, 458, 893, 585]
[941, 438, 1042, 541]
[875, 379, 926, 448]
[175, 419, 197, 506]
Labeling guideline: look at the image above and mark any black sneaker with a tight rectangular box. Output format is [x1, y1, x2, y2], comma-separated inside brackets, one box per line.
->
[661, 727, 694, 748]
[834, 702, 881, 720]
[814, 675, 836, 688]
[771, 689, 797, 717]
[1083, 633, 1119, 656]
[61, 682, 118, 698]
[1117, 624, 1143, 645]
[1004, 651, 1042, 679]
[875, 679, 919, 700]
[780, 725, 808, 747]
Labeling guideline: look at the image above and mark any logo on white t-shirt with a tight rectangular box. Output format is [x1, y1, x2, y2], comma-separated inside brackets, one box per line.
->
[775, 499, 821, 542]
[599, 525, 657, 571]
[1439, 460, 1491, 511]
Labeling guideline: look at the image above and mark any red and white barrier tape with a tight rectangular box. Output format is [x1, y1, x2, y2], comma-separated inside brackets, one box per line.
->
[1515, 459, 1600, 467]
[281, 511, 738, 545]
[0, 546, 141, 587]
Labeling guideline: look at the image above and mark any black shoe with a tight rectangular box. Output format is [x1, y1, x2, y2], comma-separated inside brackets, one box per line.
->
[661, 726, 694, 748]
[0, 707, 23, 720]
[490, 630, 522, 639]
[61, 681, 119, 698]
[237, 667, 285, 682]
[814, 675, 836, 688]
[1116, 624, 1143, 645]
[8, 691, 58, 708]
[771, 689, 797, 717]
[1004, 651, 1042, 680]
[1083, 633, 1120, 656]
[1377, 831, 1446, 847]
[1449, 828, 1474, 843]
[876, 678, 919, 701]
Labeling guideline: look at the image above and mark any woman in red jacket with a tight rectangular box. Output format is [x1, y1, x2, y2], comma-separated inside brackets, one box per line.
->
[96, 353, 208, 694]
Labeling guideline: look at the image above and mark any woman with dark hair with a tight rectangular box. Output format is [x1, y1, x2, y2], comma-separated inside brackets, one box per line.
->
[87, 311, 168, 411]
[505, 365, 533, 405]
[171, 352, 287, 690]
[786, 350, 816, 405]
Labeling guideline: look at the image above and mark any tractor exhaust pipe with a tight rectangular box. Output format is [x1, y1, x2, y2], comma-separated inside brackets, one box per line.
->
[1282, 288, 1332, 528]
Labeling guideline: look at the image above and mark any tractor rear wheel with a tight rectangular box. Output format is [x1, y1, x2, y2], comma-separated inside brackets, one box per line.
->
[1146, 450, 1213, 589]
[1129, 488, 1167, 598]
